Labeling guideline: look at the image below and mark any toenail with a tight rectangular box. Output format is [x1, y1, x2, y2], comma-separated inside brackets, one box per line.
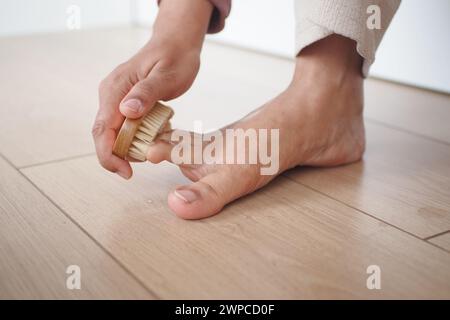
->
[174, 189, 198, 203]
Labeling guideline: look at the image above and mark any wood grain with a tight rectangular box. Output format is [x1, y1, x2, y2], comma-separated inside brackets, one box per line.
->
[365, 78, 450, 144]
[428, 232, 450, 252]
[1, 28, 447, 168]
[23, 157, 450, 299]
[3, 27, 450, 299]
[286, 122, 450, 239]
[0, 28, 148, 167]
[0, 156, 152, 299]
[0, 28, 292, 168]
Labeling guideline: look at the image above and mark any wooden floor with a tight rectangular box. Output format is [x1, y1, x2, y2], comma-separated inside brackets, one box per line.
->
[1, 27, 449, 299]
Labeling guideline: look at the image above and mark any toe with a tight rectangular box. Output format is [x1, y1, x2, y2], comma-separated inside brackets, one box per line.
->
[146, 140, 173, 164]
[168, 170, 239, 219]
[146, 129, 193, 164]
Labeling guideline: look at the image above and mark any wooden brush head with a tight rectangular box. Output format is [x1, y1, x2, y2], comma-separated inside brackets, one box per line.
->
[112, 102, 174, 161]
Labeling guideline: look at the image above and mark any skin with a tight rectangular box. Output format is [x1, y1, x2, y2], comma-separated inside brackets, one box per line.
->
[92, 0, 212, 178]
[93, 0, 365, 219]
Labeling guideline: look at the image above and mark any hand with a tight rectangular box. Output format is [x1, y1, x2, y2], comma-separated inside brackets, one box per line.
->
[92, 0, 213, 179]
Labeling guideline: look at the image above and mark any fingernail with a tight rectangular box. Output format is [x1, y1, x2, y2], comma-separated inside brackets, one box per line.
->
[117, 171, 131, 180]
[121, 99, 143, 113]
[174, 189, 198, 203]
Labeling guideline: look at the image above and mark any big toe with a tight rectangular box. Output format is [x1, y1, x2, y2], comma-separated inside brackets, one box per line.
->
[168, 169, 247, 219]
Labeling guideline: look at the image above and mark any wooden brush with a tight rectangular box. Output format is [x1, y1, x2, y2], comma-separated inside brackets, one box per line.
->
[113, 101, 174, 161]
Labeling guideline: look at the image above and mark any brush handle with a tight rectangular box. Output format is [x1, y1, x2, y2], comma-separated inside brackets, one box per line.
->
[112, 102, 173, 161]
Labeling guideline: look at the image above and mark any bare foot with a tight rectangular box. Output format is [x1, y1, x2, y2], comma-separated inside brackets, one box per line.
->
[148, 35, 366, 219]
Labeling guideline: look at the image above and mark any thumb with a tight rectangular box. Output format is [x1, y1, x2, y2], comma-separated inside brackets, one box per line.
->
[119, 72, 167, 119]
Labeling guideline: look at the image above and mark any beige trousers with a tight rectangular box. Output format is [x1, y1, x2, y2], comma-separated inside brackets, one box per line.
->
[295, 0, 401, 76]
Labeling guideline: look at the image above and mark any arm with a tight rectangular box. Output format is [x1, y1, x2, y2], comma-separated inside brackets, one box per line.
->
[92, 0, 213, 179]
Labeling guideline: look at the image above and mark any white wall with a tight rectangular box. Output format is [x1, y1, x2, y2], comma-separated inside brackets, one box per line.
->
[130, 0, 158, 27]
[135, 0, 450, 93]
[1, 0, 449, 93]
[0, 0, 131, 36]
[370, 0, 450, 93]
[208, 0, 296, 58]
[133, 0, 295, 57]
[213, 0, 450, 93]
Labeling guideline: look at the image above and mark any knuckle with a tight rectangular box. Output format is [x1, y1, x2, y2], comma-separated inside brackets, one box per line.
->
[136, 62, 153, 80]
[134, 81, 157, 100]
[158, 56, 176, 69]
[113, 62, 128, 72]
[156, 65, 177, 82]
[159, 69, 177, 83]
[137, 82, 153, 95]
[95, 149, 116, 173]
[98, 158, 112, 171]
[98, 77, 110, 93]
[111, 63, 129, 78]
[99, 63, 132, 93]
[108, 72, 125, 86]
[91, 119, 105, 138]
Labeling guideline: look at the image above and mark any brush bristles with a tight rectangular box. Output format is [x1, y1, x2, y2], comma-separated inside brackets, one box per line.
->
[127, 103, 173, 161]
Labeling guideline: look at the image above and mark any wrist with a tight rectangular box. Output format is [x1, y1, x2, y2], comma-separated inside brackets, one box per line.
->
[152, 0, 213, 52]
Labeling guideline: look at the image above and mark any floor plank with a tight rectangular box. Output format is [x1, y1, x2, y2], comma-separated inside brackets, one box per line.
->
[365, 79, 450, 144]
[428, 232, 450, 252]
[0, 28, 289, 168]
[286, 122, 450, 239]
[0, 156, 152, 299]
[22, 156, 450, 299]
[1, 27, 448, 167]
[0, 28, 148, 168]
[3, 27, 450, 299]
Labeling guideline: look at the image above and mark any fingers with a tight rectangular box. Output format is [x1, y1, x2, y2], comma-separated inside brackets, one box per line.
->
[92, 118, 133, 179]
[93, 66, 134, 178]
[119, 66, 172, 119]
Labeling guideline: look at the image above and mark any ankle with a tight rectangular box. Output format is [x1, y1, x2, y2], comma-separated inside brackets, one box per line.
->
[292, 34, 363, 88]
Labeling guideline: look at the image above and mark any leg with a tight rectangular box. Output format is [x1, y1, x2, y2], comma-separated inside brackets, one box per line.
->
[148, 34, 365, 219]
[295, 0, 401, 76]
[147, 0, 401, 219]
